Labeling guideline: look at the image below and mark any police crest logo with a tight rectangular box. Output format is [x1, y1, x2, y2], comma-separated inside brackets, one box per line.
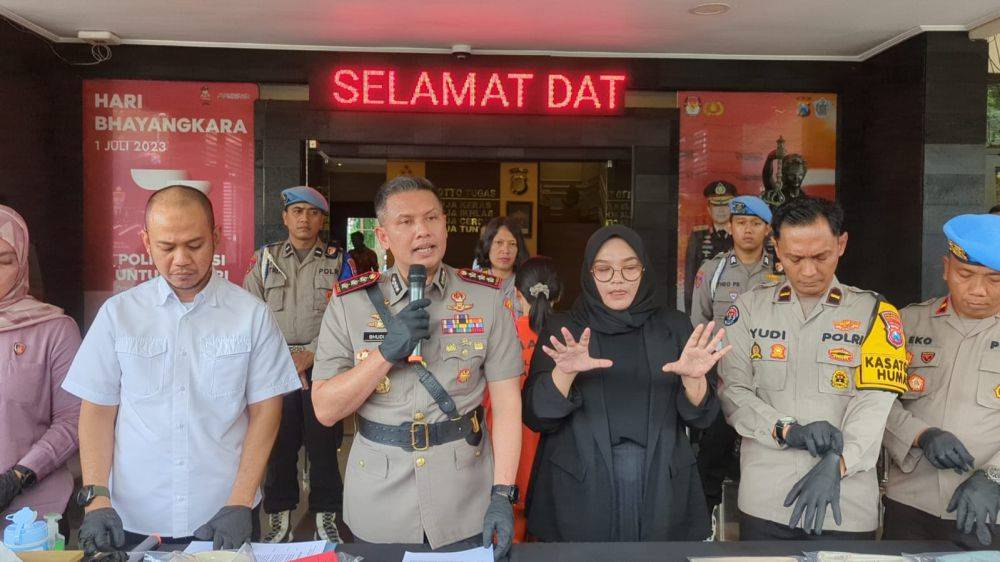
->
[907, 374, 925, 393]
[723, 305, 740, 326]
[750, 342, 762, 360]
[770, 343, 787, 361]
[948, 240, 970, 262]
[13, 343, 26, 356]
[879, 310, 905, 349]
[994, 384, 1000, 400]
[920, 351, 935, 364]
[831, 370, 849, 390]
[447, 291, 474, 312]
[457, 368, 471, 384]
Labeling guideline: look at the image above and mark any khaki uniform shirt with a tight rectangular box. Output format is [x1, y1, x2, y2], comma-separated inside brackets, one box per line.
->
[884, 296, 1000, 519]
[719, 279, 900, 532]
[313, 264, 522, 547]
[690, 251, 783, 327]
[243, 240, 344, 350]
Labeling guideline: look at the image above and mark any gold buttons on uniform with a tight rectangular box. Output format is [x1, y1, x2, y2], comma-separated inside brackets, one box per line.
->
[414, 411, 425, 421]
[474, 450, 481, 457]
[416, 458, 426, 468]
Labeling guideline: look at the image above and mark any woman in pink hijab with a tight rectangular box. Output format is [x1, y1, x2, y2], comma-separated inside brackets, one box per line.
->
[0, 205, 82, 520]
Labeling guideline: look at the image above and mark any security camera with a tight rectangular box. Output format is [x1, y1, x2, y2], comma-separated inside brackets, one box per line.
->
[451, 44, 472, 60]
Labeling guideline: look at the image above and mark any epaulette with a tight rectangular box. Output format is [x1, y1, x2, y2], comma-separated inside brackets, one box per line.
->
[334, 271, 381, 296]
[457, 268, 501, 289]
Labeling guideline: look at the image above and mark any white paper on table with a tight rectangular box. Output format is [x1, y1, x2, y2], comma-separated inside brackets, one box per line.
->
[401, 545, 493, 562]
[183, 540, 330, 562]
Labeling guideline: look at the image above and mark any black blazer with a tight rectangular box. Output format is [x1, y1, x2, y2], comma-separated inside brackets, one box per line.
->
[522, 307, 719, 542]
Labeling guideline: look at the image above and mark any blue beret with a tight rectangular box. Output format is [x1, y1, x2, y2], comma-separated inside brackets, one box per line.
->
[943, 214, 1000, 272]
[729, 195, 772, 224]
[281, 186, 329, 214]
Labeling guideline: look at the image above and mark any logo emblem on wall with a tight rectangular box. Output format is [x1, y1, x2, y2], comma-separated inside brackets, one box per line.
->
[509, 168, 529, 195]
[704, 101, 725, 116]
[684, 95, 702, 116]
[796, 97, 811, 117]
[813, 98, 831, 118]
[200, 85, 211, 105]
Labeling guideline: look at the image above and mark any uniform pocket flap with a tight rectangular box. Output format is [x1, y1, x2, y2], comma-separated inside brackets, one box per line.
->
[354, 444, 389, 479]
[981, 351, 1000, 374]
[114, 336, 167, 357]
[202, 336, 252, 357]
[440, 338, 488, 361]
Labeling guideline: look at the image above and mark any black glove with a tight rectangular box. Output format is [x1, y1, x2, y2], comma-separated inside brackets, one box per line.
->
[378, 298, 431, 363]
[193, 505, 252, 550]
[947, 470, 1000, 546]
[482, 494, 514, 561]
[79, 507, 125, 555]
[785, 421, 844, 457]
[783, 451, 843, 535]
[0, 469, 22, 512]
[919, 427, 975, 473]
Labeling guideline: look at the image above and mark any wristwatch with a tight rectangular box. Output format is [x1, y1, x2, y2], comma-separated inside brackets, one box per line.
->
[11, 465, 36, 489]
[76, 485, 111, 507]
[774, 417, 797, 446]
[491, 484, 519, 505]
[986, 466, 1000, 486]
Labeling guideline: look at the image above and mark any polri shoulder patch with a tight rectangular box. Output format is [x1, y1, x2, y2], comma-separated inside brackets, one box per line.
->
[457, 268, 501, 289]
[334, 271, 381, 296]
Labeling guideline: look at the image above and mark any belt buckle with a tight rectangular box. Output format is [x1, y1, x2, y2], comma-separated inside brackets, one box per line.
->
[411, 421, 430, 451]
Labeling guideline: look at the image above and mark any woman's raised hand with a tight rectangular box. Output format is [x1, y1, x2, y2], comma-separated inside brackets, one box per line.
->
[661, 321, 731, 380]
[541, 327, 613, 376]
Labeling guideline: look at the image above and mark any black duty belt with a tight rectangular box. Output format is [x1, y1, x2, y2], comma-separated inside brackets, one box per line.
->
[357, 406, 483, 452]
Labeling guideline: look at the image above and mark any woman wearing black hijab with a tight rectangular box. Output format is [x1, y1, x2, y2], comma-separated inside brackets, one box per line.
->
[522, 225, 730, 542]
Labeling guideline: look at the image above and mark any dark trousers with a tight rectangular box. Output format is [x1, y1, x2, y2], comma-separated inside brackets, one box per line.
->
[696, 410, 740, 512]
[739, 511, 875, 541]
[263, 367, 344, 513]
[120, 507, 261, 550]
[883, 497, 1000, 549]
[611, 440, 646, 541]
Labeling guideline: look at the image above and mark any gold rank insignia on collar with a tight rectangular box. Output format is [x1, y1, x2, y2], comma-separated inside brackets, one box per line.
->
[334, 271, 381, 296]
[935, 297, 950, 316]
[825, 287, 843, 306]
[777, 285, 793, 302]
[457, 268, 501, 289]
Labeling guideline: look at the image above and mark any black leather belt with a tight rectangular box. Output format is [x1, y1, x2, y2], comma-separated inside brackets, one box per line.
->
[357, 406, 484, 452]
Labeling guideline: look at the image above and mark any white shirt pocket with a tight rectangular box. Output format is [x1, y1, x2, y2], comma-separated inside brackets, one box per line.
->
[114, 336, 167, 398]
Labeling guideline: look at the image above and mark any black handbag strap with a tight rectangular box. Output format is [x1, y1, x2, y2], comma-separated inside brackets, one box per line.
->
[365, 284, 459, 419]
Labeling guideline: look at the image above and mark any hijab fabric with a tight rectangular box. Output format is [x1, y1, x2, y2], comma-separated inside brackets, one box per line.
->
[0, 205, 65, 333]
[569, 225, 660, 335]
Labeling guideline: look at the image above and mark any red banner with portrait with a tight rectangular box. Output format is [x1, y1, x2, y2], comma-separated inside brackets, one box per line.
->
[677, 92, 837, 309]
[82, 80, 258, 324]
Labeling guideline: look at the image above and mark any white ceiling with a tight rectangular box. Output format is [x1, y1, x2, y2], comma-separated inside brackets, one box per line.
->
[2, 0, 1000, 61]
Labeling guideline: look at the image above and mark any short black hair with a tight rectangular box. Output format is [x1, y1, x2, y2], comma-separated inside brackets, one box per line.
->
[771, 196, 844, 239]
[374, 176, 441, 221]
[145, 184, 215, 230]
[473, 216, 529, 272]
[990, 203, 1000, 215]
[350, 231, 365, 245]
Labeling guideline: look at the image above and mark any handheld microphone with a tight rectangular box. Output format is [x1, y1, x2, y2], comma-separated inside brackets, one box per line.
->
[407, 264, 427, 364]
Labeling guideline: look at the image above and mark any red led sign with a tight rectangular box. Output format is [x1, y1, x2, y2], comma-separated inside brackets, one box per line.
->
[310, 67, 627, 116]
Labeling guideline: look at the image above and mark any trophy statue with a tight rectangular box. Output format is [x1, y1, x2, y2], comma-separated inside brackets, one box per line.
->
[761, 136, 808, 208]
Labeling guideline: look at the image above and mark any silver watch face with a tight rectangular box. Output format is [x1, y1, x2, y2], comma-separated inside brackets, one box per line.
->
[779, 417, 796, 425]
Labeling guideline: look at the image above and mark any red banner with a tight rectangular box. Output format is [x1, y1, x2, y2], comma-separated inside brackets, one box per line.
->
[677, 92, 838, 309]
[83, 80, 258, 324]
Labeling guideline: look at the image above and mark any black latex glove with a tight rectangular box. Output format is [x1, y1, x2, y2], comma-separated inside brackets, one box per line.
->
[193, 505, 252, 550]
[0, 469, 22, 512]
[79, 507, 125, 555]
[919, 427, 975, 473]
[482, 494, 514, 561]
[783, 451, 843, 535]
[785, 421, 844, 457]
[947, 470, 1000, 546]
[378, 298, 431, 363]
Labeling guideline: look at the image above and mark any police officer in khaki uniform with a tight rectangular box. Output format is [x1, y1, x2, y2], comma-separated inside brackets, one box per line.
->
[691, 195, 782, 534]
[684, 180, 736, 312]
[719, 197, 908, 539]
[883, 214, 1000, 547]
[311, 176, 522, 559]
[243, 186, 353, 543]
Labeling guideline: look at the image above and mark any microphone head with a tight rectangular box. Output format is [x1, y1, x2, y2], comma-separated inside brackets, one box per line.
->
[408, 264, 427, 285]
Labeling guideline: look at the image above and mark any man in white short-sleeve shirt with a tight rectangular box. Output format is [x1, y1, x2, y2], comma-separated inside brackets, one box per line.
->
[63, 186, 300, 553]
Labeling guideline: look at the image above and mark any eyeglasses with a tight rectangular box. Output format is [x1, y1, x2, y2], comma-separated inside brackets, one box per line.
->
[591, 264, 644, 282]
